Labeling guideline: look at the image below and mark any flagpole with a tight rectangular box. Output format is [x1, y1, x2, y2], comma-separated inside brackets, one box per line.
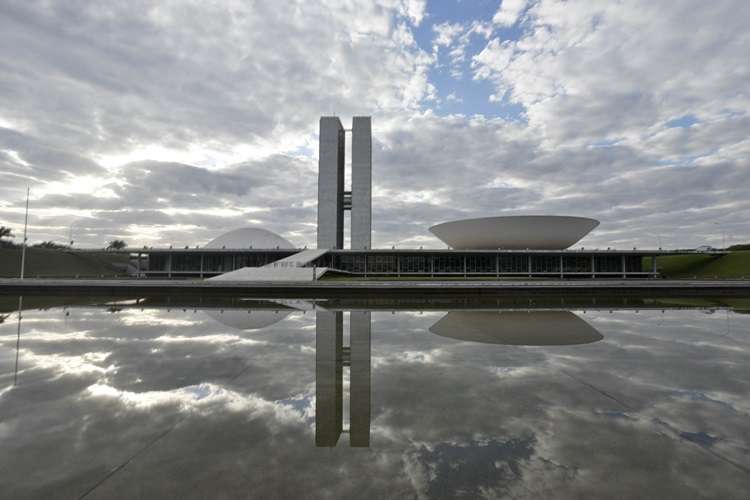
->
[20, 187, 29, 280]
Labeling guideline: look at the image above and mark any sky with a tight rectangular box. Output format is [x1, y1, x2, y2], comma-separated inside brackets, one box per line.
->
[0, 0, 748, 249]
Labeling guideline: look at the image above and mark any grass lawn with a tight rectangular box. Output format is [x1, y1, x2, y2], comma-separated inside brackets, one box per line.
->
[0, 247, 129, 278]
[649, 251, 750, 279]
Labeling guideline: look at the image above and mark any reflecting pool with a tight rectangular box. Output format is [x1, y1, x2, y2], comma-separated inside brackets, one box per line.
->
[1, 295, 749, 499]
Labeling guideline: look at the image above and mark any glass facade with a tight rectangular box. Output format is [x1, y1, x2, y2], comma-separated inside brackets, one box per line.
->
[142, 250, 648, 277]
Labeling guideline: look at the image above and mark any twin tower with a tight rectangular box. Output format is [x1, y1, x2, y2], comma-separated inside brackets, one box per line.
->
[317, 116, 372, 250]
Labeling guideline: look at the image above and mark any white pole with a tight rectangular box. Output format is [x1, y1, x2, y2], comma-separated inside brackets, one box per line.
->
[20, 187, 29, 280]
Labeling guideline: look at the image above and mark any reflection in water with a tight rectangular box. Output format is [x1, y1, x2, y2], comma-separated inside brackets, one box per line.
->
[2, 296, 750, 499]
[204, 309, 291, 331]
[429, 310, 603, 346]
[14, 296, 22, 386]
[316, 310, 371, 447]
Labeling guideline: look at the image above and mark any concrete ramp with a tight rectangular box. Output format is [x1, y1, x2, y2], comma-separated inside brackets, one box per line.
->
[208, 249, 329, 282]
[266, 248, 329, 268]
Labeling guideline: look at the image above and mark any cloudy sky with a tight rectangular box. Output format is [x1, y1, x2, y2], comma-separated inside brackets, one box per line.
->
[1, 0, 748, 249]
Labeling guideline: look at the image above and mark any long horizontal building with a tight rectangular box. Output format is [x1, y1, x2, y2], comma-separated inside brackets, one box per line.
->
[132, 245, 685, 278]
[121, 116, 722, 280]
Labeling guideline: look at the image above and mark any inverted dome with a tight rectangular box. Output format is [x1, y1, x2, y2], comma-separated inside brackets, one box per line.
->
[429, 310, 602, 346]
[204, 309, 291, 331]
[205, 227, 294, 249]
[429, 215, 599, 250]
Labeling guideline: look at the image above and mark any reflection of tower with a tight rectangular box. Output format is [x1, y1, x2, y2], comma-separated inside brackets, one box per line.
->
[315, 310, 371, 447]
[317, 116, 372, 250]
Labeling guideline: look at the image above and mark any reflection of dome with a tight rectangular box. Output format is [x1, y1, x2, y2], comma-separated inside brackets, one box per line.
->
[205, 227, 295, 249]
[429, 310, 602, 346]
[204, 309, 291, 331]
[429, 216, 599, 250]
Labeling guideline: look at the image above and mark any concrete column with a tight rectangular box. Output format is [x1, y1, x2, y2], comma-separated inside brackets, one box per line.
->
[397, 253, 401, 277]
[463, 254, 467, 278]
[560, 255, 564, 278]
[591, 254, 595, 278]
[315, 311, 343, 447]
[199, 253, 204, 278]
[167, 253, 172, 278]
[317, 117, 345, 249]
[351, 117, 372, 250]
[349, 311, 371, 447]
[496, 253, 500, 278]
[528, 254, 532, 277]
[622, 255, 626, 278]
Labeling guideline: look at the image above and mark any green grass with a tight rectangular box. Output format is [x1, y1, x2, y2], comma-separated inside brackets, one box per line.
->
[0, 247, 129, 278]
[650, 251, 750, 279]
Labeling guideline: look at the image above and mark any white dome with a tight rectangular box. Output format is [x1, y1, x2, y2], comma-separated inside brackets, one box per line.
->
[429, 215, 599, 250]
[205, 227, 295, 249]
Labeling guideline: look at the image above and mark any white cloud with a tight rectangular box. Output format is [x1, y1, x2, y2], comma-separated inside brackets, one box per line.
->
[492, 0, 529, 27]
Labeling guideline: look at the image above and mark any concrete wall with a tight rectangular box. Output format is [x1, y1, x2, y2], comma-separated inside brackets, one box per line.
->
[317, 117, 345, 249]
[351, 116, 372, 249]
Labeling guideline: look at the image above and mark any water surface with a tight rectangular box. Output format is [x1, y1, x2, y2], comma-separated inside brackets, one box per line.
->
[1, 295, 749, 499]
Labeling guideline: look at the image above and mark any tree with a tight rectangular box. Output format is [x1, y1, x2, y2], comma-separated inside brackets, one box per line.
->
[0, 226, 15, 248]
[107, 239, 127, 250]
[34, 241, 70, 250]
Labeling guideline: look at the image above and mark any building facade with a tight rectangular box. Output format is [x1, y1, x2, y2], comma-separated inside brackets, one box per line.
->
[317, 116, 372, 250]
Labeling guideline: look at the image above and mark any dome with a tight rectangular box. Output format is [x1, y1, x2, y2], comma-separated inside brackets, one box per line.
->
[429, 215, 599, 250]
[205, 227, 295, 249]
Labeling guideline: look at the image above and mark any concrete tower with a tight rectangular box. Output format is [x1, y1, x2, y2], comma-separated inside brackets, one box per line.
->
[317, 116, 345, 249]
[351, 117, 372, 249]
[316, 116, 372, 249]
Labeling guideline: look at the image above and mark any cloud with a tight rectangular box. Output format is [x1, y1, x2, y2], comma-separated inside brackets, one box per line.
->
[0, 1, 748, 250]
[493, 0, 529, 27]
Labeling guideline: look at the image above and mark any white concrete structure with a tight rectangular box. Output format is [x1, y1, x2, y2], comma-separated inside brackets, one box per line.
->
[208, 248, 330, 281]
[317, 117, 345, 249]
[205, 227, 294, 249]
[317, 116, 372, 249]
[429, 216, 600, 250]
[351, 116, 372, 250]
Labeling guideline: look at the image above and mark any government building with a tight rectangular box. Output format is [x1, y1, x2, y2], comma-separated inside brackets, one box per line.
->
[131, 116, 688, 279]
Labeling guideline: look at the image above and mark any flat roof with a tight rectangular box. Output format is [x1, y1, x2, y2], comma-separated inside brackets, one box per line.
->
[68, 247, 729, 257]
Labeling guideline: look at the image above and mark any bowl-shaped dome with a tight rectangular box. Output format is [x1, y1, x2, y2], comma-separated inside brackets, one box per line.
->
[429, 215, 599, 250]
[205, 227, 294, 249]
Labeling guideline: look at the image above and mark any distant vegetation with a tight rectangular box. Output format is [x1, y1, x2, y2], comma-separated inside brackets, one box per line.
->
[33, 241, 71, 250]
[728, 243, 750, 251]
[107, 239, 127, 250]
[0, 226, 15, 248]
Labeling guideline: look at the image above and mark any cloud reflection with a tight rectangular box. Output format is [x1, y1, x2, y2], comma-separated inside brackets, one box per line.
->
[0, 298, 748, 499]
